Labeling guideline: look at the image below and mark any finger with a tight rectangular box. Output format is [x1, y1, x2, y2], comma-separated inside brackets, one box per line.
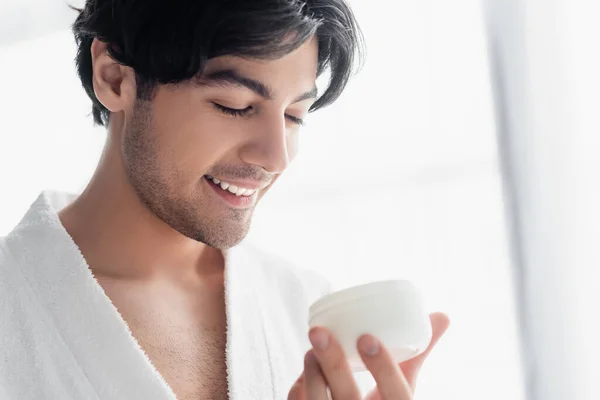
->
[288, 372, 306, 400]
[308, 327, 362, 400]
[304, 350, 329, 400]
[357, 334, 413, 400]
[400, 312, 450, 389]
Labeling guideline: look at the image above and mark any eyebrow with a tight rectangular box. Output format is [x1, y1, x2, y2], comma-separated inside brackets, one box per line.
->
[195, 68, 318, 104]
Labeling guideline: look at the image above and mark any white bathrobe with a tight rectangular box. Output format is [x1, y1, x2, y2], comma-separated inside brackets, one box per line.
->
[0, 191, 335, 400]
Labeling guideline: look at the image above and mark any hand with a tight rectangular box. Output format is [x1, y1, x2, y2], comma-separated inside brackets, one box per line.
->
[288, 312, 450, 400]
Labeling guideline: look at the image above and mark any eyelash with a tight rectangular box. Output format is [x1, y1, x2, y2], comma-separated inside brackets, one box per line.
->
[212, 103, 305, 126]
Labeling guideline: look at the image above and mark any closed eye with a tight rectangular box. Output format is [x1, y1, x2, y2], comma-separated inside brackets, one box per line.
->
[212, 103, 305, 126]
[286, 114, 305, 126]
[213, 103, 252, 117]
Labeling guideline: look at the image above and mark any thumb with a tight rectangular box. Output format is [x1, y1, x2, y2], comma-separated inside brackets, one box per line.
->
[287, 372, 306, 400]
[401, 312, 450, 389]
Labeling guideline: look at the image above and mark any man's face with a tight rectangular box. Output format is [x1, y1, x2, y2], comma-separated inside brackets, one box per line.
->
[121, 37, 318, 249]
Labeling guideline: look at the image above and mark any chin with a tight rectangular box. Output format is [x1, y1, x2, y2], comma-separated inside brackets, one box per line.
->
[201, 234, 247, 250]
[189, 221, 252, 249]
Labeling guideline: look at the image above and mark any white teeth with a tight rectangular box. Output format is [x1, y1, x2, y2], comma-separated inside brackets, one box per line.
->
[237, 187, 256, 196]
[209, 176, 256, 197]
[227, 185, 239, 194]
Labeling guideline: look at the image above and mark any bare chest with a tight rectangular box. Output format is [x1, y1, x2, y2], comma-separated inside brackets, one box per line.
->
[97, 277, 229, 400]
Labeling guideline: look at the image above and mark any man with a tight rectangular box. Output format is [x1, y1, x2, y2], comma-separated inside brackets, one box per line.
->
[0, 0, 449, 399]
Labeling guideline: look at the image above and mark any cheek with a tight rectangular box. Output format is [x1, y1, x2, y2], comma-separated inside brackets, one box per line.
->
[150, 89, 233, 169]
[153, 109, 238, 176]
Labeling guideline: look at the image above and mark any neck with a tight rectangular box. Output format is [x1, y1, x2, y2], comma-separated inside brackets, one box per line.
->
[59, 123, 223, 286]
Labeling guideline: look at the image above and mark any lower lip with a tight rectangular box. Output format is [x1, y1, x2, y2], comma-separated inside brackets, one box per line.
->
[203, 176, 257, 209]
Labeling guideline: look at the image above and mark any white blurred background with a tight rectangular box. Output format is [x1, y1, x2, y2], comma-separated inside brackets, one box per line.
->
[1, 0, 597, 399]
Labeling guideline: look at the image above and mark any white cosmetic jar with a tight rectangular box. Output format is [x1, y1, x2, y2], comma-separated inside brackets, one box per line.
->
[308, 280, 432, 372]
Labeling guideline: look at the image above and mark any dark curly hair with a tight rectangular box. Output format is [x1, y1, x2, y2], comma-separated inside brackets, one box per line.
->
[71, 0, 365, 126]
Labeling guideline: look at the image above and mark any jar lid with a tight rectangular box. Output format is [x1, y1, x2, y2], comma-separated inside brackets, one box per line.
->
[309, 279, 420, 320]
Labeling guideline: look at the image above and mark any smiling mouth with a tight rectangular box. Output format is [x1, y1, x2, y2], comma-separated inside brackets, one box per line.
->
[205, 175, 258, 197]
[203, 175, 259, 209]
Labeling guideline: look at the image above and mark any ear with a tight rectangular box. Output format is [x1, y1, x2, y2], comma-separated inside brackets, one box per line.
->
[90, 38, 136, 117]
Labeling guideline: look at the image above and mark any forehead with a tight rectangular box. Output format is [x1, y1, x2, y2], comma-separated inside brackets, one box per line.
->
[202, 36, 319, 91]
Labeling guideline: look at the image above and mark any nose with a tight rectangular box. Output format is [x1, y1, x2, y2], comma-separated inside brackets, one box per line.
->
[238, 112, 293, 174]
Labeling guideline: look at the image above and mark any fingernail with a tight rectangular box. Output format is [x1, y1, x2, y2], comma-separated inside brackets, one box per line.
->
[309, 328, 329, 350]
[359, 334, 380, 356]
[305, 350, 318, 367]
